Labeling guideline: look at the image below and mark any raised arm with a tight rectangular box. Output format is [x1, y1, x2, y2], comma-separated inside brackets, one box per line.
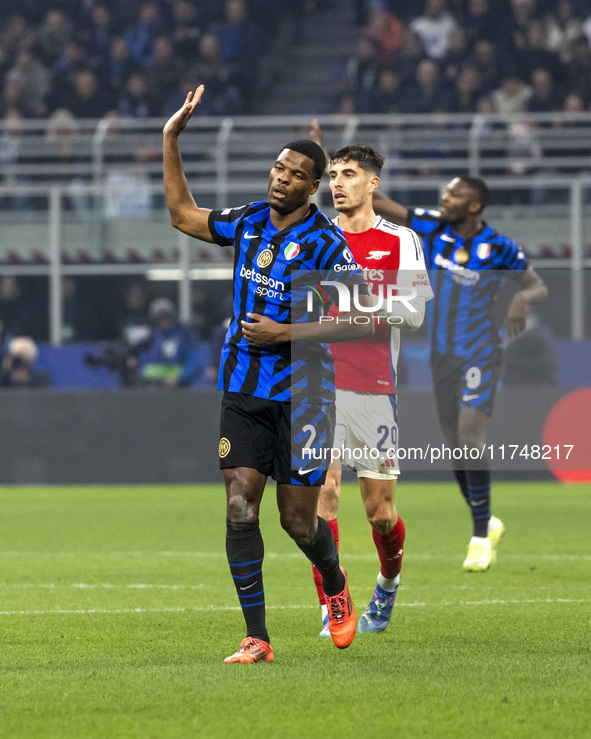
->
[163, 85, 215, 242]
[372, 191, 411, 227]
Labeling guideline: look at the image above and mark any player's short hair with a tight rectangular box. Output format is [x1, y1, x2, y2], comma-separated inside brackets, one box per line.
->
[280, 140, 327, 180]
[458, 176, 490, 212]
[329, 145, 385, 176]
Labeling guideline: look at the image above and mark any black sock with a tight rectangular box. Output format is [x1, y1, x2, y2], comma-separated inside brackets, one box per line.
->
[296, 517, 345, 597]
[454, 468, 470, 506]
[466, 469, 491, 538]
[226, 519, 269, 643]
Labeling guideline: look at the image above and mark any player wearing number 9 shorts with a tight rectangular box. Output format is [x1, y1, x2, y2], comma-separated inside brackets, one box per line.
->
[374, 176, 547, 572]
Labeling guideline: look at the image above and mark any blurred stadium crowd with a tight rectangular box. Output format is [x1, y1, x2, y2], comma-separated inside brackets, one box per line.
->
[337, 0, 591, 116]
[1, 0, 591, 122]
[0, 0, 294, 121]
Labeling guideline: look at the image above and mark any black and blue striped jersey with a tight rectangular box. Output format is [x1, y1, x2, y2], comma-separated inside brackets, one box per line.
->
[208, 201, 366, 403]
[409, 208, 529, 358]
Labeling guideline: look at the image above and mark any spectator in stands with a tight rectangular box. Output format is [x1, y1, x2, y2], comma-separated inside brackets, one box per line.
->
[563, 92, 585, 112]
[565, 35, 591, 102]
[0, 336, 49, 388]
[46, 40, 88, 114]
[190, 32, 242, 115]
[215, 0, 259, 67]
[357, 67, 402, 113]
[148, 36, 182, 116]
[452, 65, 483, 112]
[44, 108, 85, 203]
[510, 0, 538, 52]
[518, 19, 564, 83]
[106, 37, 137, 98]
[83, 3, 115, 65]
[399, 58, 455, 113]
[60, 69, 116, 120]
[410, 0, 459, 60]
[527, 68, 564, 112]
[123, 1, 167, 66]
[464, 0, 498, 42]
[396, 28, 425, 83]
[361, 2, 404, 64]
[492, 72, 532, 113]
[336, 36, 380, 109]
[118, 71, 154, 118]
[543, 1, 583, 62]
[213, 0, 260, 102]
[170, 0, 203, 60]
[37, 9, 71, 66]
[6, 48, 49, 117]
[134, 298, 203, 388]
[0, 14, 37, 58]
[471, 39, 505, 94]
[0, 79, 32, 119]
[443, 27, 471, 87]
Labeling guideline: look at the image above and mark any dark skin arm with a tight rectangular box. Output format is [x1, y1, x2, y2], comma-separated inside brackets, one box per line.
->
[372, 191, 410, 227]
[241, 294, 375, 347]
[163, 85, 214, 242]
[505, 265, 548, 339]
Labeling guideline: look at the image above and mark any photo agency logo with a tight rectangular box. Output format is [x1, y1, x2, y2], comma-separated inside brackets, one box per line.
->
[305, 280, 419, 325]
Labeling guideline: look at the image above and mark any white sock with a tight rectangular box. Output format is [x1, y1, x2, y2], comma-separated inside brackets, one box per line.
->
[377, 572, 400, 593]
[321, 603, 328, 621]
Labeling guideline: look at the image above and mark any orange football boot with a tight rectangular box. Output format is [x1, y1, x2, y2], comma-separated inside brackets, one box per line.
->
[325, 567, 356, 649]
[223, 637, 274, 664]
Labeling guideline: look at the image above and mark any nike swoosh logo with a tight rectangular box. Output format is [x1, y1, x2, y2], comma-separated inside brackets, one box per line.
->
[244, 232, 257, 239]
[298, 467, 319, 475]
[462, 394, 479, 402]
[239, 581, 258, 591]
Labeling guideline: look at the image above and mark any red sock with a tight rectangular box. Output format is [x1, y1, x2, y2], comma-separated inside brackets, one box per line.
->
[312, 517, 339, 606]
[372, 516, 405, 580]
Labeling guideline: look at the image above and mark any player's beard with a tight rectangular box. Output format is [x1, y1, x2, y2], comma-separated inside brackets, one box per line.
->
[270, 199, 299, 216]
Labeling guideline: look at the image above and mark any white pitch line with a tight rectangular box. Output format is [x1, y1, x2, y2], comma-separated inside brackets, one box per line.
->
[5, 583, 206, 590]
[0, 598, 589, 617]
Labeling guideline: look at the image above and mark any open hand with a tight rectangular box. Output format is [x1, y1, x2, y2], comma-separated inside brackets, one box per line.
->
[163, 86, 204, 137]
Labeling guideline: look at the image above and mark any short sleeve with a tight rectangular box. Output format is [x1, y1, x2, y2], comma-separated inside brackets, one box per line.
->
[207, 204, 253, 246]
[397, 227, 434, 300]
[496, 238, 529, 272]
[408, 207, 444, 237]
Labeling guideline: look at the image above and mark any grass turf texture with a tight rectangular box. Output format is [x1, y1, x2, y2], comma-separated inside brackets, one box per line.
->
[0, 482, 589, 738]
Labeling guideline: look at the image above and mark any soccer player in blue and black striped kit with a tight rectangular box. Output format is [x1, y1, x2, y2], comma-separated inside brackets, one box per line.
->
[374, 177, 547, 571]
[163, 85, 374, 662]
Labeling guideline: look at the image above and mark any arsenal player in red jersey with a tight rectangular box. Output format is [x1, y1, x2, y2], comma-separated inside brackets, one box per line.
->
[311, 141, 433, 634]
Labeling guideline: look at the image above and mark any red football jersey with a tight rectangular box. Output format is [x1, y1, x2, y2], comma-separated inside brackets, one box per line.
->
[330, 217, 431, 394]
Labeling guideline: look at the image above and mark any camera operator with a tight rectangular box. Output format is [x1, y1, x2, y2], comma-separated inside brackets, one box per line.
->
[130, 298, 204, 388]
[0, 337, 50, 388]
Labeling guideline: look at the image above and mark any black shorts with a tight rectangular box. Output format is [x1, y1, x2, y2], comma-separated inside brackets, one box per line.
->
[218, 392, 335, 486]
[431, 350, 502, 428]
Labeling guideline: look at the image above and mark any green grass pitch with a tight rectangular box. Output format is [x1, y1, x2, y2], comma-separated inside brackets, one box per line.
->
[0, 481, 589, 738]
